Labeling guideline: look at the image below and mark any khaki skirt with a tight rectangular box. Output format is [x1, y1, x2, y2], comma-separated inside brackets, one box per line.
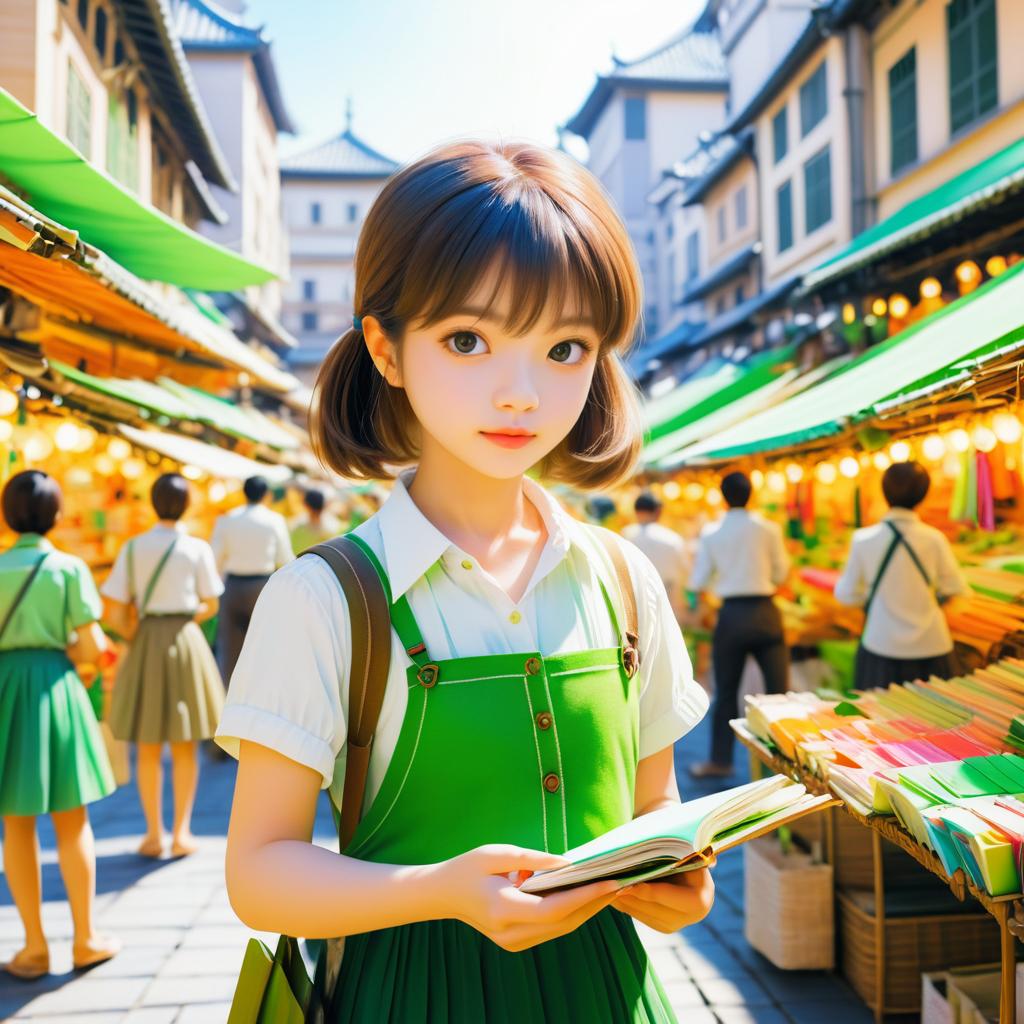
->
[109, 615, 224, 743]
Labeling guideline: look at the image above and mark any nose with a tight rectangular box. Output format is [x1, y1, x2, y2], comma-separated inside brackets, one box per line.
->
[492, 353, 539, 413]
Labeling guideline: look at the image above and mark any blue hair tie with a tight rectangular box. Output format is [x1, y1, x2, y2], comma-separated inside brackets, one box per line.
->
[352, 315, 363, 332]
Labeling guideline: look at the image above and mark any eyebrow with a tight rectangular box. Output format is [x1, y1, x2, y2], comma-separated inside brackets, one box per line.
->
[445, 307, 597, 330]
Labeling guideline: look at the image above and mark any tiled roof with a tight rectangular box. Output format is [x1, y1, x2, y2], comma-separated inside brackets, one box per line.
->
[565, 22, 727, 139]
[171, 0, 295, 133]
[281, 130, 399, 179]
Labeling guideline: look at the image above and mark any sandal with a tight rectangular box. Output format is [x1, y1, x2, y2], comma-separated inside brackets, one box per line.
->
[73, 937, 121, 972]
[4, 950, 50, 980]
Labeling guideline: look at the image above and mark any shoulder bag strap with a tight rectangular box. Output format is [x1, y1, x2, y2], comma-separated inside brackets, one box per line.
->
[589, 528, 642, 670]
[0, 554, 47, 646]
[139, 538, 179, 618]
[863, 523, 906, 620]
[303, 535, 392, 849]
[888, 522, 933, 590]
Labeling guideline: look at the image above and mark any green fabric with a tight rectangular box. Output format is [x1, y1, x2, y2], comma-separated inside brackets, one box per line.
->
[158, 379, 295, 448]
[0, 537, 101, 650]
[51, 361, 199, 421]
[806, 133, 1024, 288]
[0, 88, 274, 290]
[0, 649, 115, 814]
[684, 259, 1024, 461]
[641, 359, 743, 437]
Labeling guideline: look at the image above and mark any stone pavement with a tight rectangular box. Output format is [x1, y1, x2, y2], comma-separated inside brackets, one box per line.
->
[0, 714, 873, 1023]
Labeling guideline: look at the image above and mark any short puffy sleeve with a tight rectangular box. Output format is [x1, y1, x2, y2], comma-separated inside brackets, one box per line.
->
[215, 558, 350, 788]
[101, 543, 132, 605]
[193, 540, 224, 601]
[622, 540, 709, 759]
[64, 557, 103, 630]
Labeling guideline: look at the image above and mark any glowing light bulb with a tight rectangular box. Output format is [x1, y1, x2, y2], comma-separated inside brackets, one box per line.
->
[662, 480, 681, 500]
[972, 425, 997, 453]
[815, 462, 837, 485]
[208, 481, 228, 503]
[94, 454, 116, 476]
[750, 469, 765, 490]
[942, 452, 962, 478]
[985, 255, 1008, 278]
[921, 435, 946, 461]
[0, 389, 18, 417]
[0, 420, 11, 442]
[841, 303, 856, 325]
[888, 294, 911, 319]
[54, 422, 81, 452]
[873, 452, 892, 471]
[766, 471, 787, 494]
[22, 431, 53, 462]
[121, 457, 145, 480]
[889, 440, 911, 463]
[785, 462, 805, 483]
[920, 277, 942, 300]
[706, 489, 723, 507]
[871, 298, 888, 317]
[684, 481, 705, 502]
[181, 464, 203, 481]
[72, 424, 97, 453]
[993, 412, 1023, 445]
[955, 261, 982, 287]
[24, 385, 41, 401]
[107, 438, 132, 461]
[839, 457, 860, 479]
[949, 428, 971, 453]
[65, 467, 92, 488]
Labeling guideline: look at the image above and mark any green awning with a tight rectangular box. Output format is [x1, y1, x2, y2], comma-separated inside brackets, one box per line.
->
[643, 359, 744, 439]
[0, 88, 274, 290]
[804, 135, 1024, 290]
[681, 260, 1024, 462]
[51, 361, 198, 421]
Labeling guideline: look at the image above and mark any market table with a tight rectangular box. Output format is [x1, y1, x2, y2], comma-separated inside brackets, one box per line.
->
[731, 718, 1021, 1024]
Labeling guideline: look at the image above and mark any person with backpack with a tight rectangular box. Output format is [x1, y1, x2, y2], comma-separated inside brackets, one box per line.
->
[0, 470, 119, 978]
[835, 461, 968, 689]
[102, 473, 224, 859]
[215, 140, 712, 1022]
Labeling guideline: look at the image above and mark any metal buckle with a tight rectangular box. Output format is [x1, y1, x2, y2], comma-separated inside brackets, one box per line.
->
[622, 631, 640, 678]
[417, 663, 440, 688]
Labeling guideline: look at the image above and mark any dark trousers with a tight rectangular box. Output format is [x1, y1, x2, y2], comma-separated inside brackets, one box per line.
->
[216, 574, 271, 687]
[853, 644, 959, 690]
[710, 596, 789, 765]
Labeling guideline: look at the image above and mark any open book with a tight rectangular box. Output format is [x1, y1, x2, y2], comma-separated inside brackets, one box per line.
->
[520, 775, 836, 894]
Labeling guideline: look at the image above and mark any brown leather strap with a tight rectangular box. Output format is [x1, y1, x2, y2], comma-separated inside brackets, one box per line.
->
[591, 528, 642, 666]
[304, 537, 391, 849]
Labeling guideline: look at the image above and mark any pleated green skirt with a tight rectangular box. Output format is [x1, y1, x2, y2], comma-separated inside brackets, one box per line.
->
[331, 908, 676, 1023]
[0, 649, 116, 816]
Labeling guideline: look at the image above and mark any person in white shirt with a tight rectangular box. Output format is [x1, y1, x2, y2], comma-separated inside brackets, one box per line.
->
[622, 491, 691, 622]
[835, 461, 968, 690]
[211, 476, 293, 688]
[687, 471, 790, 778]
[103, 474, 224, 859]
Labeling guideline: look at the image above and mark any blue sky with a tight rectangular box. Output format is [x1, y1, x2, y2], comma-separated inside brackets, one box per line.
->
[241, 0, 704, 164]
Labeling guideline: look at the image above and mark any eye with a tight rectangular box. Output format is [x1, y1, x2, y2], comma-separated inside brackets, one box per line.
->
[445, 331, 489, 356]
[548, 340, 590, 365]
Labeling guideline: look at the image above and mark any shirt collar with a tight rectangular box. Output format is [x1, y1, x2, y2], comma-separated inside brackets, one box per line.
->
[725, 508, 750, 517]
[375, 471, 574, 600]
[153, 522, 188, 534]
[12, 533, 53, 551]
[884, 508, 919, 522]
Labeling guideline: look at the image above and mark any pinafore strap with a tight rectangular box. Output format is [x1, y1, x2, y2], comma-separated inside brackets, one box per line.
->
[127, 537, 179, 617]
[0, 554, 48, 647]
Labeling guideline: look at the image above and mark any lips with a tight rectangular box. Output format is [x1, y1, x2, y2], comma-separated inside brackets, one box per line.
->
[480, 429, 537, 450]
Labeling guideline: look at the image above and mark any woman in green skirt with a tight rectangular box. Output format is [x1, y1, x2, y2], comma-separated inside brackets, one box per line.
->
[216, 140, 714, 1022]
[103, 473, 224, 859]
[0, 470, 119, 979]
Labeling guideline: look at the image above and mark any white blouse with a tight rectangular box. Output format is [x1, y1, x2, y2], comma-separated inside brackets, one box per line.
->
[216, 473, 708, 810]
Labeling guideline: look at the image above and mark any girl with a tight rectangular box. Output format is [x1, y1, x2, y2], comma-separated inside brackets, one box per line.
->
[218, 140, 712, 1022]
[103, 473, 224, 859]
[0, 470, 119, 978]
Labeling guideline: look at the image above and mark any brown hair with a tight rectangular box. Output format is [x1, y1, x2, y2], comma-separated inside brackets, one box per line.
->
[312, 140, 644, 488]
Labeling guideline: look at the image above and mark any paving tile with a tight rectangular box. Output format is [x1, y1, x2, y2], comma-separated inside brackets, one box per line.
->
[756, 968, 852, 1004]
[714, 1007, 792, 1024]
[660, 979, 708, 1009]
[122, 1010, 180, 1024]
[79, 947, 171, 980]
[160, 947, 247, 977]
[141, 973, 238, 1006]
[786, 997, 874, 1024]
[675, 940, 753, 979]
[177, 925, 251, 950]
[12, 1015, 126, 1024]
[176, 1001, 234, 1023]
[647, 946, 688, 984]
[14, 977, 149, 1014]
[697, 974, 774, 1008]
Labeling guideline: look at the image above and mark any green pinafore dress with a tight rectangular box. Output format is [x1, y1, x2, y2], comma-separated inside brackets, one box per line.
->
[323, 535, 677, 1023]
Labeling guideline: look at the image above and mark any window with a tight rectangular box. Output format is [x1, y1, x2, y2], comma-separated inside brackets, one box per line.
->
[93, 6, 107, 59]
[66, 60, 92, 157]
[301, 312, 319, 332]
[735, 284, 745, 305]
[347, 202, 358, 222]
[302, 279, 316, 300]
[717, 206, 726, 243]
[624, 97, 646, 140]
[803, 145, 832, 233]
[799, 61, 828, 137]
[947, 0, 998, 134]
[113, 38, 124, 67]
[715, 295, 726, 315]
[735, 185, 748, 230]
[310, 201, 322, 224]
[685, 231, 700, 282]
[106, 93, 138, 191]
[77, 0, 89, 30]
[776, 180, 793, 253]
[772, 106, 788, 163]
[888, 48, 918, 175]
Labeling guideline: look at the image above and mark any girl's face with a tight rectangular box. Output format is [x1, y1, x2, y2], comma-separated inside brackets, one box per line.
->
[393, 281, 602, 480]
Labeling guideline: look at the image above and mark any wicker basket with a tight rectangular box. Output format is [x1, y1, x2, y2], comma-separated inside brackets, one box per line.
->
[744, 836, 834, 970]
[832, 810, 924, 890]
[838, 890, 1001, 1014]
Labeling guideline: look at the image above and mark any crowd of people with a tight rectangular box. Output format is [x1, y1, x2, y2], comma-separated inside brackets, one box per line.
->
[0, 469, 350, 979]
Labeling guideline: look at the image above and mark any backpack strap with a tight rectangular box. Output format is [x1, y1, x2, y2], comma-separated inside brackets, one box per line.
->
[863, 521, 933, 621]
[0, 554, 47, 647]
[138, 539, 179, 618]
[588, 527, 642, 678]
[303, 535, 392, 849]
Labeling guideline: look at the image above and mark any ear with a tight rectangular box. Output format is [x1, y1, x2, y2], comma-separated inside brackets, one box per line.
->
[362, 316, 403, 388]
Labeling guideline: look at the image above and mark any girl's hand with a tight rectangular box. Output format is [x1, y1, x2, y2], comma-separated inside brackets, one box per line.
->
[611, 865, 715, 933]
[436, 844, 620, 952]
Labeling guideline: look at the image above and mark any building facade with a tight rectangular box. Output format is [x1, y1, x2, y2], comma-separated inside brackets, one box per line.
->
[280, 113, 398, 385]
